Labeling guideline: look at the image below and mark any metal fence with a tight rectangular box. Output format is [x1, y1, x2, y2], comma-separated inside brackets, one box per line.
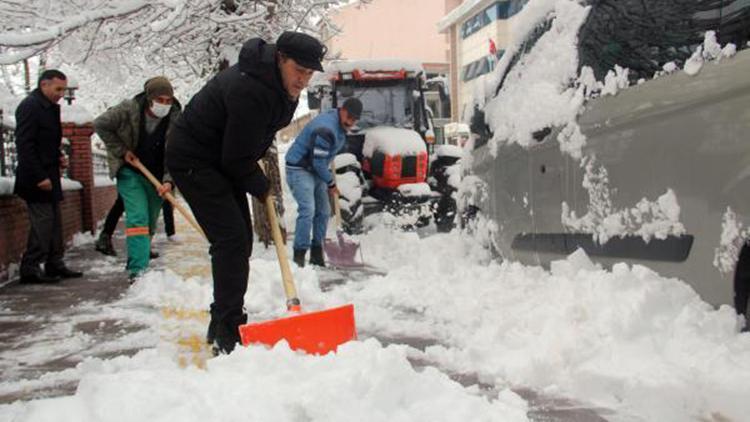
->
[92, 149, 109, 177]
[1, 110, 17, 177]
[0, 110, 110, 178]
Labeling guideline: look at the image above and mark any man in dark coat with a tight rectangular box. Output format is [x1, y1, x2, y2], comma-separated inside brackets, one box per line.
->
[14, 69, 83, 284]
[166, 31, 326, 354]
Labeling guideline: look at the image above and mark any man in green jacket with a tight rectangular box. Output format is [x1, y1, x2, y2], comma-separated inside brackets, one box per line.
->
[94, 77, 180, 281]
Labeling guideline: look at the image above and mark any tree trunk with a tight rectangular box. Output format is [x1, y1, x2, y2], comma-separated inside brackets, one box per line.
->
[252, 144, 286, 248]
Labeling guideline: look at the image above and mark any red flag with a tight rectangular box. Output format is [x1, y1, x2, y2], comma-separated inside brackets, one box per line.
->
[489, 38, 497, 56]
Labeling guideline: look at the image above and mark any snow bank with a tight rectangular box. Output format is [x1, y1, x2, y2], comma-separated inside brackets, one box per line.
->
[61, 178, 83, 191]
[362, 127, 426, 158]
[94, 176, 115, 187]
[397, 182, 432, 197]
[435, 144, 463, 159]
[333, 153, 359, 170]
[0, 177, 82, 194]
[1, 340, 526, 422]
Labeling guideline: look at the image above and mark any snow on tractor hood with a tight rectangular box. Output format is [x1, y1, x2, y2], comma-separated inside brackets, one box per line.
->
[362, 127, 426, 158]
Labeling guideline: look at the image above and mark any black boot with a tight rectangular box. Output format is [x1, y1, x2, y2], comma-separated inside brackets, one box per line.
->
[45, 264, 83, 279]
[310, 245, 325, 267]
[95, 232, 116, 256]
[293, 249, 306, 268]
[212, 311, 248, 355]
[20, 268, 61, 284]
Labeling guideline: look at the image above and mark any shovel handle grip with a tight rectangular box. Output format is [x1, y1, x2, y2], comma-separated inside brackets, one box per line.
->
[264, 194, 300, 309]
[129, 158, 206, 240]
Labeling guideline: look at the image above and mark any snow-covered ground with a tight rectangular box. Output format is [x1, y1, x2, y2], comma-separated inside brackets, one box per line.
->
[1, 189, 749, 421]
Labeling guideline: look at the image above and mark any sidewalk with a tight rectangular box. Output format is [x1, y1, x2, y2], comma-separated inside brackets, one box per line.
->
[0, 215, 213, 403]
[0, 214, 616, 421]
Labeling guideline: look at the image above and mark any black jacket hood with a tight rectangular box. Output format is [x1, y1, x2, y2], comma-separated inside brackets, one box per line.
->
[238, 38, 286, 96]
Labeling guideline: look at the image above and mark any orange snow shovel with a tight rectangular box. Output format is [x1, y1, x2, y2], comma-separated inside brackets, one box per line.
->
[238, 194, 356, 355]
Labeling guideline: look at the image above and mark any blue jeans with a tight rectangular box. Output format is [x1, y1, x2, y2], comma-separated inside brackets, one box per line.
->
[286, 167, 330, 251]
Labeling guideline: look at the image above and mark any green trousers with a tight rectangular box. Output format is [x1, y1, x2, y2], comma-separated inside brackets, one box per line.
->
[116, 167, 163, 277]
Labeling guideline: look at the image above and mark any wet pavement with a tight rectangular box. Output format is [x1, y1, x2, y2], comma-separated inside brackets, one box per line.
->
[0, 217, 626, 421]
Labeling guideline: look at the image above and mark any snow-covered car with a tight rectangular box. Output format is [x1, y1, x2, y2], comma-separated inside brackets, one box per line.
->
[467, 0, 750, 310]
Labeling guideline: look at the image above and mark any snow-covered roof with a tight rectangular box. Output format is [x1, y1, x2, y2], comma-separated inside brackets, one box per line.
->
[438, 0, 491, 33]
[326, 58, 424, 74]
[362, 127, 426, 157]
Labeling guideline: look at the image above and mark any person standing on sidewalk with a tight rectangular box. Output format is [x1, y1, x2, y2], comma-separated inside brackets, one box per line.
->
[94, 77, 180, 282]
[14, 69, 83, 284]
[94, 194, 177, 257]
[166, 31, 326, 354]
[285, 98, 361, 268]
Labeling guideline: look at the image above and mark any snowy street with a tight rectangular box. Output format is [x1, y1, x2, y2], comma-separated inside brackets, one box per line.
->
[1, 193, 749, 421]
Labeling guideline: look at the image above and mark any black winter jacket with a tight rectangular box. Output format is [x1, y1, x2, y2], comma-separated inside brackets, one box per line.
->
[166, 38, 297, 197]
[13, 89, 64, 203]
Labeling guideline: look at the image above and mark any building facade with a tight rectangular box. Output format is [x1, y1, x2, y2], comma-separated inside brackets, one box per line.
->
[439, 0, 527, 121]
[320, 0, 462, 123]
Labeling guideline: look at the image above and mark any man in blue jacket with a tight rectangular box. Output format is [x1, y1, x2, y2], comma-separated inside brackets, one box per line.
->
[285, 97, 362, 267]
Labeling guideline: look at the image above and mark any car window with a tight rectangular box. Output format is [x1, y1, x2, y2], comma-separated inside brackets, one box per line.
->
[578, 0, 750, 82]
[494, 19, 553, 96]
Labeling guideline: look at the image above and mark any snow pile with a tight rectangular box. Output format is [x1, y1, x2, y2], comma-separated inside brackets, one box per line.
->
[435, 144, 462, 159]
[1, 340, 526, 422]
[60, 103, 93, 125]
[94, 176, 115, 187]
[333, 152, 359, 170]
[362, 127, 426, 158]
[714, 207, 748, 274]
[337, 172, 362, 211]
[61, 178, 83, 191]
[397, 182, 432, 197]
[327, 230, 750, 421]
[561, 158, 685, 243]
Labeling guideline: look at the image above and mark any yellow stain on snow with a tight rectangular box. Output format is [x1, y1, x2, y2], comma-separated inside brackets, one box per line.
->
[158, 205, 213, 369]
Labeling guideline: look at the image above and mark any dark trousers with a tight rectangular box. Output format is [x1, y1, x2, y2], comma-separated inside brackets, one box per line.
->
[734, 242, 750, 318]
[102, 195, 175, 237]
[162, 200, 175, 236]
[20, 201, 64, 275]
[170, 167, 253, 319]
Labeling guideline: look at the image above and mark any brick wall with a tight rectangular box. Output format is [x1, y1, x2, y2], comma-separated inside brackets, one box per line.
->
[0, 190, 84, 281]
[92, 185, 118, 225]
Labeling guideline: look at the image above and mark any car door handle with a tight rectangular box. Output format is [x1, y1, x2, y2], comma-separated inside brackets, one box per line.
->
[532, 127, 552, 142]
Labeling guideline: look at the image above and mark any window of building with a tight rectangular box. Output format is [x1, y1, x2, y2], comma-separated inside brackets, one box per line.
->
[461, 1, 529, 39]
[462, 50, 506, 82]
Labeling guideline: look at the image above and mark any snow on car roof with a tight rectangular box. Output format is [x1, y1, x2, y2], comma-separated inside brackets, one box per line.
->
[362, 127, 426, 157]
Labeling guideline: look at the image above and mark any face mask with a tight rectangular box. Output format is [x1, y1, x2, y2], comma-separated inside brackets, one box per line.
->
[151, 102, 171, 118]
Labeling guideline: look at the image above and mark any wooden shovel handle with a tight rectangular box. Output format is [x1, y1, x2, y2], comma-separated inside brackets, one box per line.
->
[331, 164, 343, 228]
[129, 158, 206, 240]
[264, 194, 301, 311]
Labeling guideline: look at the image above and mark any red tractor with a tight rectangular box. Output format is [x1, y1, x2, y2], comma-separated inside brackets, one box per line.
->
[307, 59, 460, 233]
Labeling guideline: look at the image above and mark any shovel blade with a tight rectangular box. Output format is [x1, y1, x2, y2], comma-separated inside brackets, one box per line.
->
[324, 232, 362, 268]
[239, 304, 356, 355]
